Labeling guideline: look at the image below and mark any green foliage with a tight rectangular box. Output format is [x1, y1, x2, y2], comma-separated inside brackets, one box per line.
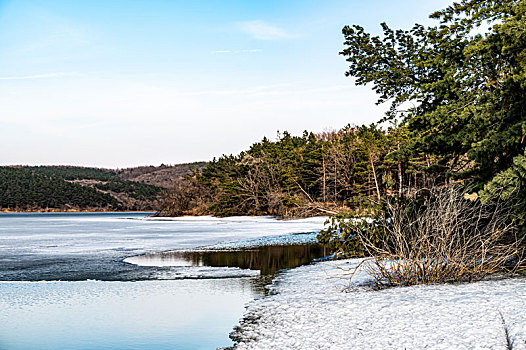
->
[0, 166, 164, 211]
[334, 0, 526, 258]
[340, 0, 526, 190]
[480, 151, 526, 202]
[480, 151, 526, 237]
[159, 125, 443, 217]
[317, 196, 423, 259]
[26, 166, 118, 181]
[316, 214, 369, 259]
[0, 167, 122, 210]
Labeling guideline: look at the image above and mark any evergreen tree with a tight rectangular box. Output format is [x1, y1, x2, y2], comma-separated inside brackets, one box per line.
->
[340, 0, 525, 193]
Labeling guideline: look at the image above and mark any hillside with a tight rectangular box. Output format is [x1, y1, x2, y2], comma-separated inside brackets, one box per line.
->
[117, 162, 207, 187]
[0, 164, 204, 212]
[0, 167, 122, 211]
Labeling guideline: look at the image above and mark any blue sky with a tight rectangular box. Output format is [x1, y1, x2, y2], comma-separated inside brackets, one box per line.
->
[0, 0, 453, 167]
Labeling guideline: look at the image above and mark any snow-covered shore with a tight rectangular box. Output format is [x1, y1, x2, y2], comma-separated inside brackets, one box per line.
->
[230, 259, 526, 349]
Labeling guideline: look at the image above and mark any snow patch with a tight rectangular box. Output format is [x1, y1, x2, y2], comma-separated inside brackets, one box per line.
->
[204, 232, 319, 250]
[149, 266, 260, 279]
[231, 259, 526, 349]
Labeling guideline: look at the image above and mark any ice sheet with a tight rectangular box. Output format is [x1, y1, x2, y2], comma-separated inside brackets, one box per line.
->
[0, 213, 325, 281]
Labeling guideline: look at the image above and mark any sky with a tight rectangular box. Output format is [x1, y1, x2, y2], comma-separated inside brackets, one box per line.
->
[0, 0, 454, 168]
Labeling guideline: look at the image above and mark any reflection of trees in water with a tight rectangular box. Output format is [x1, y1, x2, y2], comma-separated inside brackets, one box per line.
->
[180, 244, 327, 275]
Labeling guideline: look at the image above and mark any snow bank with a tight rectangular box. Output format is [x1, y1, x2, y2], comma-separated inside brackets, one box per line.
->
[204, 232, 319, 250]
[149, 266, 260, 279]
[231, 259, 526, 349]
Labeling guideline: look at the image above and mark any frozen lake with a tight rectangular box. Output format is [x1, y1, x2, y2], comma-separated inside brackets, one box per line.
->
[0, 212, 326, 349]
[0, 212, 325, 280]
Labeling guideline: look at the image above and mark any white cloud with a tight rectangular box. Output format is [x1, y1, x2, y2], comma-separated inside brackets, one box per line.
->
[0, 72, 78, 80]
[238, 21, 297, 40]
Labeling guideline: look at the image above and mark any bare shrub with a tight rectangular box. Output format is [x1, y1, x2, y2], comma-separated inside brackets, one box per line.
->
[156, 176, 211, 216]
[350, 188, 524, 287]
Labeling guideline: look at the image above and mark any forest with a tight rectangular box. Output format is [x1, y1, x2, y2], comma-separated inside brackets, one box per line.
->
[0, 167, 122, 211]
[158, 124, 447, 217]
[0, 166, 164, 211]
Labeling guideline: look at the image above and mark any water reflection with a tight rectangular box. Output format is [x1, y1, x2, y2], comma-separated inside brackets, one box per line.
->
[0, 279, 257, 350]
[126, 244, 328, 275]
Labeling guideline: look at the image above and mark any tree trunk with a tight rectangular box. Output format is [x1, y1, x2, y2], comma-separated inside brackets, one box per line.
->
[398, 143, 403, 198]
[370, 154, 381, 201]
[322, 152, 326, 203]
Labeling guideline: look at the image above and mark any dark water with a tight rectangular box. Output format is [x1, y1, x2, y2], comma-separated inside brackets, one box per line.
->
[125, 244, 328, 294]
[127, 244, 328, 275]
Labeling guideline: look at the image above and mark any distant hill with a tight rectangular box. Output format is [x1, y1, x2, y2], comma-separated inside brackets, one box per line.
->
[0, 167, 122, 211]
[0, 163, 206, 212]
[117, 162, 207, 188]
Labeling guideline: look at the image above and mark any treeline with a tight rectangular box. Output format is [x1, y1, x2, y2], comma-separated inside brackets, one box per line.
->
[158, 124, 448, 217]
[27, 166, 162, 201]
[0, 167, 122, 210]
[22, 166, 117, 181]
[0, 166, 164, 211]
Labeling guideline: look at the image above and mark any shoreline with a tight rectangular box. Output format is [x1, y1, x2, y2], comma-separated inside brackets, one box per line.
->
[0, 210, 328, 221]
[0, 209, 155, 214]
[229, 258, 526, 349]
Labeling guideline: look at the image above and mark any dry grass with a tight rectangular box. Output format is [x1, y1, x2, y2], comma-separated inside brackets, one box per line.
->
[351, 188, 524, 287]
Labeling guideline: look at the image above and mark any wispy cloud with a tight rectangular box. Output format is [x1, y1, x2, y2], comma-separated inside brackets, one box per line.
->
[0, 72, 78, 80]
[238, 21, 297, 40]
[212, 49, 263, 54]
